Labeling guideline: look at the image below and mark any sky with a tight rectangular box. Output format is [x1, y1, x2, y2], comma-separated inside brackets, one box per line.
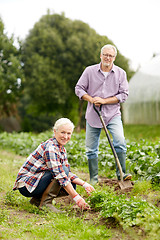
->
[0, 0, 160, 70]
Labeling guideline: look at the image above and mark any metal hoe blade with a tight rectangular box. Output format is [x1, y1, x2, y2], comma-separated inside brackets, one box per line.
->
[118, 180, 133, 190]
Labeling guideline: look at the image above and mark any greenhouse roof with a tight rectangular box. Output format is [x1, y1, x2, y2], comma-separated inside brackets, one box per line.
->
[127, 55, 160, 102]
[140, 54, 160, 76]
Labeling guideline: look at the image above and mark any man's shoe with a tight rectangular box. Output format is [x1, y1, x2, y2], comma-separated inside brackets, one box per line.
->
[118, 174, 132, 181]
[123, 174, 132, 181]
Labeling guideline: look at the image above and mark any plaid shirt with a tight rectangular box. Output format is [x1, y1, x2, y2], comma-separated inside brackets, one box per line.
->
[13, 137, 78, 193]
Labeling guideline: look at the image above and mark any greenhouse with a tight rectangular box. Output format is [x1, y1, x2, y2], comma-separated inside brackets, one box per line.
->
[123, 55, 160, 124]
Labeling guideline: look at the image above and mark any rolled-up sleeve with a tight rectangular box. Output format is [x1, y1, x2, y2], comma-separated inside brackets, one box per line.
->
[75, 68, 89, 99]
[115, 70, 129, 103]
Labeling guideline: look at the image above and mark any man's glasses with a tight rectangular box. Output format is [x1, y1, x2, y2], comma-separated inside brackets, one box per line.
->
[102, 54, 115, 59]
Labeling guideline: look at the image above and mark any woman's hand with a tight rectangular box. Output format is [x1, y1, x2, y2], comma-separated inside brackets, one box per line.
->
[82, 182, 95, 195]
[73, 194, 90, 210]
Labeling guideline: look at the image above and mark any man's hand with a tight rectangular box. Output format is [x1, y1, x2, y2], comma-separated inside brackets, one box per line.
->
[73, 194, 90, 210]
[93, 96, 119, 106]
[82, 182, 95, 195]
[92, 97, 105, 106]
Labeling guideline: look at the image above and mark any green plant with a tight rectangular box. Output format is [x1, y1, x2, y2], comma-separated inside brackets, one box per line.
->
[5, 190, 25, 207]
[0, 131, 160, 183]
[1, 131, 160, 239]
[89, 188, 160, 237]
[0, 208, 8, 224]
[131, 180, 152, 195]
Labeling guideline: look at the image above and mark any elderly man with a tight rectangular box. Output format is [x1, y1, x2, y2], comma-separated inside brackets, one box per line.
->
[75, 44, 132, 184]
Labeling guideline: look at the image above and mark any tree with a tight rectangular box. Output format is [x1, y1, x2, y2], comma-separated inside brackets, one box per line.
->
[21, 12, 133, 131]
[0, 18, 24, 118]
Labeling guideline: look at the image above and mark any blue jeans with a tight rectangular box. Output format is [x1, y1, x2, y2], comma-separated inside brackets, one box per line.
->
[19, 166, 76, 198]
[86, 116, 126, 159]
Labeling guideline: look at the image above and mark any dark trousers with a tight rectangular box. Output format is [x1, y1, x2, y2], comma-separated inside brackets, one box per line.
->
[19, 166, 76, 198]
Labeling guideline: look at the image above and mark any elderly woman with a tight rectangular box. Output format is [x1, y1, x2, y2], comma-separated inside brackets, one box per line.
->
[13, 118, 94, 213]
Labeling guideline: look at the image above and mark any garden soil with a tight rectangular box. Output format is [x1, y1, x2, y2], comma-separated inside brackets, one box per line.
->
[0, 174, 146, 240]
[54, 175, 145, 240]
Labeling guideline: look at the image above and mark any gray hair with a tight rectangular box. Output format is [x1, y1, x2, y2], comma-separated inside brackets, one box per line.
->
[101, 44, 117, 57]
[53, 118, 75, 132]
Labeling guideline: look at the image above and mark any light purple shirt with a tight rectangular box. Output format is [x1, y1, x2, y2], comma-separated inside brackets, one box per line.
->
[75, 63, 129, 128]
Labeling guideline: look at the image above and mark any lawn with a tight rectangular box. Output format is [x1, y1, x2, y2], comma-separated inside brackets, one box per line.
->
[0, 125, 160, 239]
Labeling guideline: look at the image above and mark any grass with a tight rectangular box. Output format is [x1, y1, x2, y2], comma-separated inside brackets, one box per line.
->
[89, 124, 160, 141]
[124, 124, 160, 141]
[0, 125, 160, 239]
[0, 150, 112, 240]
[0, 208, 110, 240]
[1, 150, 160, 240]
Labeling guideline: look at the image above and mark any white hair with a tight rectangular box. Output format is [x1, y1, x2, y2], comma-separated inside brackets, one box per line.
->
[53, 118, 75, 132]
[101, 44, 117, 57]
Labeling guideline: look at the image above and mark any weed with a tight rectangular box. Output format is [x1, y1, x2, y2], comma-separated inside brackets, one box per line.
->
[0, 208, 8, 224]
[131, 180, 152, 195]
[89, 188, 160, 237]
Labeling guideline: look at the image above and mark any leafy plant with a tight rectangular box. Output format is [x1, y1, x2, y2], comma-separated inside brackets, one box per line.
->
[89, 188, 160, 238]
[0, 131, 160, 183]
[0, 129, 160, 239]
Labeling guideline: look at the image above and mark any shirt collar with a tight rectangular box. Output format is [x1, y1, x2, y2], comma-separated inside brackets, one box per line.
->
[52, 137, 65, 152]
[112, 64, 116, 72]
[98, 62, 115, 73]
